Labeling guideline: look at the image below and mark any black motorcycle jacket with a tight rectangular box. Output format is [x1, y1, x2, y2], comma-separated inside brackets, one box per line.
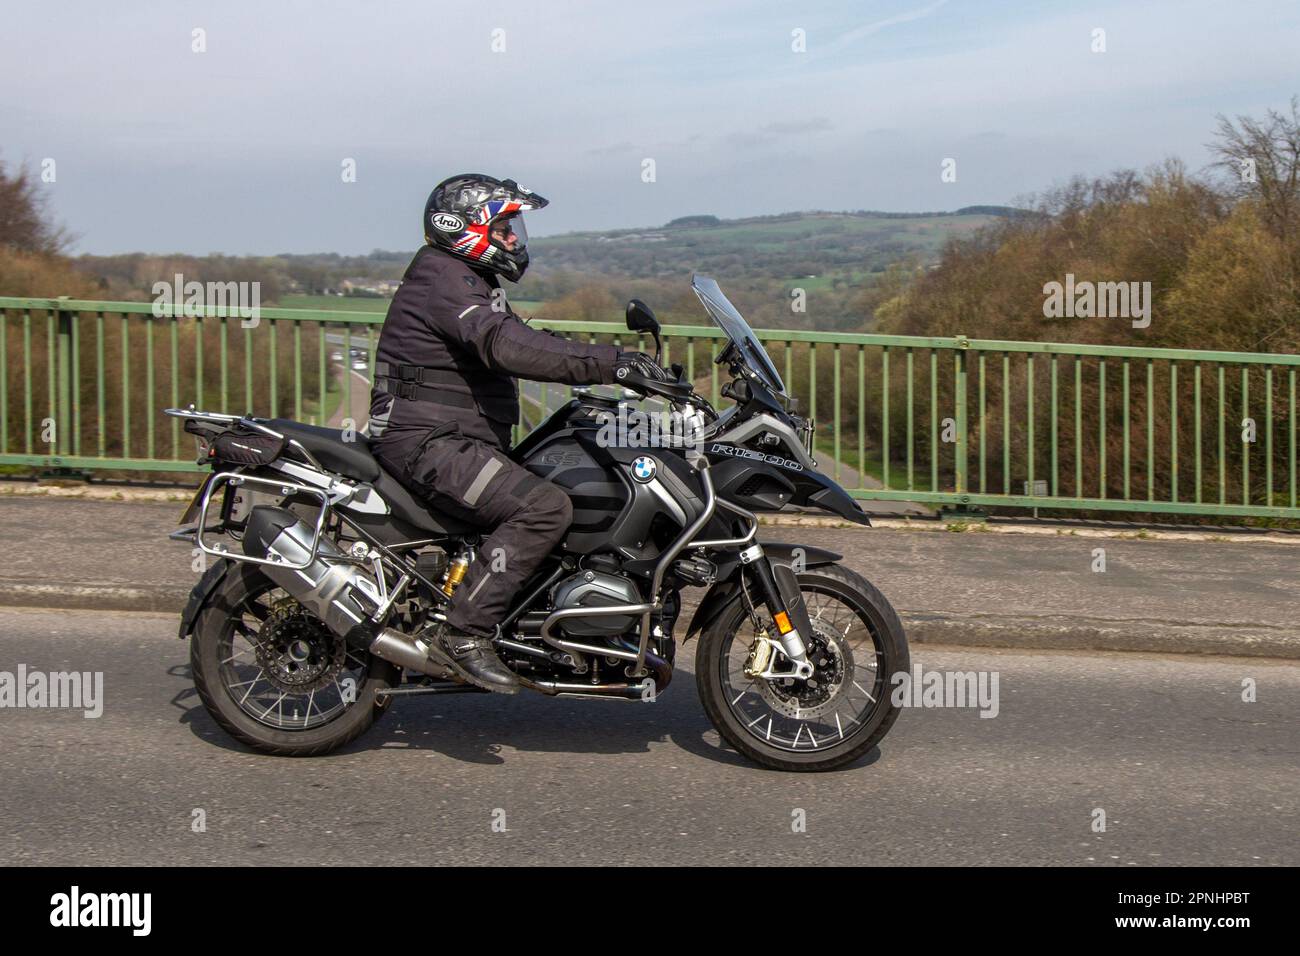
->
[368, 245, 620, 447]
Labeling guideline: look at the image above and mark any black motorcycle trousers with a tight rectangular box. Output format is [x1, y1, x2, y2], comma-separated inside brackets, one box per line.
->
[372, 423, 571, 636]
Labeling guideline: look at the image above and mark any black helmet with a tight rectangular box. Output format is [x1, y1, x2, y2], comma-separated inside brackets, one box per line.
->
[423, 173, 548, 282]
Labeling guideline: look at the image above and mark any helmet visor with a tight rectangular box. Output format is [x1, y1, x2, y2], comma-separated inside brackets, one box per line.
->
[489, 214, 528, 253]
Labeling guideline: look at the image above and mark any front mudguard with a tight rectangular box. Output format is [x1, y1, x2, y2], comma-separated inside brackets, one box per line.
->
[684, 543, 840, 640]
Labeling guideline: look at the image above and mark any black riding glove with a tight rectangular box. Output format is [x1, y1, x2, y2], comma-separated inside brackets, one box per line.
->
[614, 351, 673, 385]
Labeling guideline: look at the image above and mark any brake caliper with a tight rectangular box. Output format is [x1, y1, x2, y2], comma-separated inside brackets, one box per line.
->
[743, 626, 776, 679]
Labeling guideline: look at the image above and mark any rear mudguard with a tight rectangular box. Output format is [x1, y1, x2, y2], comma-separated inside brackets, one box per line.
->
[684, 543, 840, 639]
[178, 557, 233, 639]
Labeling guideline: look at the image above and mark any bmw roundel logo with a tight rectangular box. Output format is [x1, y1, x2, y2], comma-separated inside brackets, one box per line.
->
[631, 456, 657, 482]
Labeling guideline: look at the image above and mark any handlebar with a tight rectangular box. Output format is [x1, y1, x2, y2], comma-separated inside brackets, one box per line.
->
[618, 363, 719, 421]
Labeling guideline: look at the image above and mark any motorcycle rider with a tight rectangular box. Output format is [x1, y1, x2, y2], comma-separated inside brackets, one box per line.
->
[367, 173, 672, 693]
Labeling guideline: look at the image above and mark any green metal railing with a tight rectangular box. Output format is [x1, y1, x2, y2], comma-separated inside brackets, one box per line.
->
[3, 296, 1299, 520]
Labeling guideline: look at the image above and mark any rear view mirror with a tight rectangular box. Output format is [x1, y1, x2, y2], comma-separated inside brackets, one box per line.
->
[625, 299, 659, 334]
[625, 299, 662, 360]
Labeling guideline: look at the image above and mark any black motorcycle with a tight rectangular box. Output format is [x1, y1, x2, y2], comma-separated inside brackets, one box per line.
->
[168, 276, 908, 771]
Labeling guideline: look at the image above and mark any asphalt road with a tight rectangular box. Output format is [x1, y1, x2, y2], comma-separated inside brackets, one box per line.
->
[1, 606, 1294, 866]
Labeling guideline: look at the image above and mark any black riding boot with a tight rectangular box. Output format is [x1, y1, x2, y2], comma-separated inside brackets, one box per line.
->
[435, 626, 519, 694]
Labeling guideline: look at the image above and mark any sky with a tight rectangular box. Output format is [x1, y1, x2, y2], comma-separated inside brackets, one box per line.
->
[3, 0, 1298, 255]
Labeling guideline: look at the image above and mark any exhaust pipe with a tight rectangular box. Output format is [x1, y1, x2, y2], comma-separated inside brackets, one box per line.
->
[368, 627, 459, 681]
[528, 680, 649, 700]
[524, 646, 673, 700]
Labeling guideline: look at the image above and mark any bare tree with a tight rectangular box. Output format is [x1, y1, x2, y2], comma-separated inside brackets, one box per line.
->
[1210, 96, 1300, 247]
[0, 156, 72, 255]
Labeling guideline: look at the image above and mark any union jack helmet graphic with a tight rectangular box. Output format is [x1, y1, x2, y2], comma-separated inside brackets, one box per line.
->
[423, 174, 548, 282]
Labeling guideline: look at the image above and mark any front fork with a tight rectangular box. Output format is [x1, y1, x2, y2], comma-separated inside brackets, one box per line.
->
[738, 544, 815, 680]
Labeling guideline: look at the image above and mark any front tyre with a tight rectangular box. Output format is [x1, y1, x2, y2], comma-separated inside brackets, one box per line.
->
[696, 564, 908, 772]
[190, 562, 399, 757]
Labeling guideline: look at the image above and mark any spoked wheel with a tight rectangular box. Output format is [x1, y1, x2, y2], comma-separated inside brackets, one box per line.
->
[191, 562, 398, 756]
[696, 564, 908, 772]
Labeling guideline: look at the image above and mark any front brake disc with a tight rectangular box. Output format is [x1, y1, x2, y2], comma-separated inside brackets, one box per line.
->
[754, 618, 853, 719]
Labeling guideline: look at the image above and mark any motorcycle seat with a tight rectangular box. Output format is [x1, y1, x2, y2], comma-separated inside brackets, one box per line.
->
[266, 419, 478, 537]
[267, 419, 381, 482]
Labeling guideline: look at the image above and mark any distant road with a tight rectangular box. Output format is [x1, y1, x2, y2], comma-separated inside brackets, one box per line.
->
[327, 365, 372, 428]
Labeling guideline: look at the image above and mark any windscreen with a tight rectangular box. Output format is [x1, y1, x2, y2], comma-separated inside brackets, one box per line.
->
[691, 274, 786, 394]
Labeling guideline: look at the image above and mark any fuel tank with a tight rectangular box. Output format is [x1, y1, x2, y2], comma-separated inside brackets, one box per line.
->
[515, 399, 705, 560]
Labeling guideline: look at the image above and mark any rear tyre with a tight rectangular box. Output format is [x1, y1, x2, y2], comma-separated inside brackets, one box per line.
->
[191, 562, 398, 757]
[696, 564, 908, 772]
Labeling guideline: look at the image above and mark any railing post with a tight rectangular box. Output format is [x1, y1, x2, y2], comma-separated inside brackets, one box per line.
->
[55, 297, 73, 458]
[955, 336, 968, 494]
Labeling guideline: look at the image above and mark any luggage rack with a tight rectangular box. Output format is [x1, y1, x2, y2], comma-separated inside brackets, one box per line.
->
[165, 409, 338, 571]
[194, 472, 333, 571]
[163, 407, 329, 474]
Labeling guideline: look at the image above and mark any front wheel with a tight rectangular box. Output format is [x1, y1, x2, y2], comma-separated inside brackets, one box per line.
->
[696, 564, 908, 772]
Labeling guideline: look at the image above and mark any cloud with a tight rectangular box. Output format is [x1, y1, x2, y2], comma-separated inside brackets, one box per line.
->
[586, 141, 640, 156]
[6, 0, 1297, 253]
[823, 0, 951, 52]
[725, 117, 834, 149]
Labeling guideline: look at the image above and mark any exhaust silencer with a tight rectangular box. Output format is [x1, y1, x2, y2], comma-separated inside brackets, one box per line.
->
[243, 506, 459, 681]
[243, 506, 381, 645]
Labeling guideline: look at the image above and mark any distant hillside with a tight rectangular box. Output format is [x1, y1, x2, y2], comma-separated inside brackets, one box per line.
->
[524, 209, 1003, 285]
[71, 206, 1017, 332]
[442, 207, 1018, 329]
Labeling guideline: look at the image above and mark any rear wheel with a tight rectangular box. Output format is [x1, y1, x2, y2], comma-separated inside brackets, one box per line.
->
[191, 562, 398, 756]
[696, 564, 908, 772]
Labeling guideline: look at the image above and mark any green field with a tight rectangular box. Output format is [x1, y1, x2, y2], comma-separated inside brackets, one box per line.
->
[814, 433, 885, 487]
[279, 294, 391, 313]
[531, 211, 996, 277]
[510, 298, 544, 315]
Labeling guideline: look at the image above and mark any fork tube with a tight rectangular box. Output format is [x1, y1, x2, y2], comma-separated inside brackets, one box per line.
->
[745, 552, 807, 666]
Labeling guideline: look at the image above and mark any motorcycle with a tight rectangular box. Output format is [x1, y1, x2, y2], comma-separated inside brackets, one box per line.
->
[167, 275, 908, 771]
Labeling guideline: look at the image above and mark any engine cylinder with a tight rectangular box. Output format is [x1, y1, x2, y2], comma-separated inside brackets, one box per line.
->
[550, 570, 641, 637]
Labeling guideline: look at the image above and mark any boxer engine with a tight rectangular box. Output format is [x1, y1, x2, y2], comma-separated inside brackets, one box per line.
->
[548, 570, 642, 637]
